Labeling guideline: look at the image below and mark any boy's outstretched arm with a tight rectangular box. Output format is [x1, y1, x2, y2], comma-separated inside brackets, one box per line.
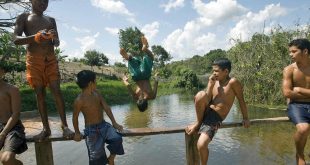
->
[149, 73, 159, 100]
[122, 75, 138, 101]
[232, 78, 250, 128]
[99, 94, 123, 132]
[72, 99, 82, 141]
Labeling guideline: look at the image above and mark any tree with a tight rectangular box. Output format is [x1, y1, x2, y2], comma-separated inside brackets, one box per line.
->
[151, 45, 172, 68]
[0, 32, 26, 72]
[83, 50, 109, 70]
[0, 0, 31, 32]
[114, 62, 126, 68]
[119, 27, 144, 56]
[55, 47, 68, 62]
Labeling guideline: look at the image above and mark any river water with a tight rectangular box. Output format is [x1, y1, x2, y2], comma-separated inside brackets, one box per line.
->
[17, 94, 310, 165]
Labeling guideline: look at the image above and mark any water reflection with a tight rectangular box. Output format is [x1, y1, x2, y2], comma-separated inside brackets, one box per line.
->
[17, 94, 309, 165]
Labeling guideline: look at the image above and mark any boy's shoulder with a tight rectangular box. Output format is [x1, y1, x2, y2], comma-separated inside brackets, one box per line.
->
[1, 83, 19, 94]
[228, 77, 240, 84]
[16, 12, 30, 21]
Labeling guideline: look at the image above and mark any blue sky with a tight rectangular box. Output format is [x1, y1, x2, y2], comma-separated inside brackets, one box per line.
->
[2, 0, 310, 64]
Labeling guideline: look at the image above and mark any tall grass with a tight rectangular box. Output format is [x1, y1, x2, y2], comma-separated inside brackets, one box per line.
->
[20, 80, 131, 112]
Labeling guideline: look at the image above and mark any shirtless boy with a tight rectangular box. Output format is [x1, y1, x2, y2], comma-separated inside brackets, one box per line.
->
[73, 70, 124, 165]
[120, 36, 159, 112]
[0, 65, 28, 165]
[13, 0, 73, 140]
[282, 38, 310, 165]
[186, 58, 250, 164]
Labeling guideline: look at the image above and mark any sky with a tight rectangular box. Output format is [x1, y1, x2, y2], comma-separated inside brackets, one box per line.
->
[1, 0, 310, 64]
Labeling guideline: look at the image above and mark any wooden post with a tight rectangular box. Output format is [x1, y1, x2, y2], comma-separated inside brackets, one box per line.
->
[185, 133, 200, 165]
[35, 141, 54, 165]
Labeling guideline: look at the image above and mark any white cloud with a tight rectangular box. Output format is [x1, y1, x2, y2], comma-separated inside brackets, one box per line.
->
[90, 0, 134, 17]
[75, 32, 100, 52]
[161, 0, 185, 13]
[163, 24, 224, 60]
[163, 0, 247, 60]
[105, 27, 119, 36]
[141, 22, 160, 42]
[193, 0, 247, 26]
[59, 40, 67, 50]
[71, 26, 91, 33]
[228, 3, 287, 41]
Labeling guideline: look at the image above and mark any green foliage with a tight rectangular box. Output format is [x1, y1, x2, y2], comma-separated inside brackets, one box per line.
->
[175, 69, 201, 90]
[119, 27, 144, 56]
[0, 32, 26, 83]
[227, 25, 310, 105]
[20, 80, 131, 112]
[55, 48, 68, 62]
[83, 49, 109, 69]
[164, 49, 227, 76]
[114, 62, 126, 68]
[151, 45, 172, 68]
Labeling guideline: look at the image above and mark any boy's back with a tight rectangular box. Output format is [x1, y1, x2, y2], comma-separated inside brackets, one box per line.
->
[74, 91, 104, 126]
[73, 70, 124, 165]
[0, 82, 20, 123]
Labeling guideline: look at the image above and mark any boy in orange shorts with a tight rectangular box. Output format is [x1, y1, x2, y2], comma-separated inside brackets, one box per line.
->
[13, 0, 73, 141]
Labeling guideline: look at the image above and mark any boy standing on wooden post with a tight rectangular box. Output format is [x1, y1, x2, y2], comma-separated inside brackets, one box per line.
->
[186, 58, 250, 165]
[0, 63, 28, 165]
[73, 70, 124, 165]
[13, 0, 73, 141]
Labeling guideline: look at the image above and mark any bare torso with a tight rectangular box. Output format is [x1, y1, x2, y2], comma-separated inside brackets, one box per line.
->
[0, 83, 15, 123]
[210, 78, 237, 119]
[135, 80, 152, 99]
[15, 12, 56, 57]
[289, 63, 310, 102]
[76, 92, 104, 126]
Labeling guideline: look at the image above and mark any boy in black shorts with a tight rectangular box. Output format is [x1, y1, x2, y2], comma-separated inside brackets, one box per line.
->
[0, 63, 28, 165]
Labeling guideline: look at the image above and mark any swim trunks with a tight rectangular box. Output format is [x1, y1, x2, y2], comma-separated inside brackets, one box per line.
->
[198, 107, 223, 140]
[0, 120, 28, 154]
[26, 52, 60, 88]
[287, 101, 310, 125]
[128, 54, 153, 81]
[84, 121, 124, 165]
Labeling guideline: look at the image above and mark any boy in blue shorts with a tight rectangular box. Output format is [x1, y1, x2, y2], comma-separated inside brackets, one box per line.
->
[73, 70, 124, 165]
[120, 36, 159, 112]
[282, 38, 310, 164]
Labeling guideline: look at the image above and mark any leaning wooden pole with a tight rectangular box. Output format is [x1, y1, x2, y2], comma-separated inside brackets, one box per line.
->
[185, 133, 200, 165]
[34, 140, 54, 165]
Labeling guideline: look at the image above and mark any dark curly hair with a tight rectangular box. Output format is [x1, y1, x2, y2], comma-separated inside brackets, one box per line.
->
[76, 70, 96, 89]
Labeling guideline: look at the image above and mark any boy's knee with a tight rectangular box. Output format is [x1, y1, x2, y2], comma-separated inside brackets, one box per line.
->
[197, 140, 209, 151]
[0, 152, 15, 163]
[195, 91, 208, 102]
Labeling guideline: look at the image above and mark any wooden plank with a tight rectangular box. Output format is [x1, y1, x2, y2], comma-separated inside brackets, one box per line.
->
[24, 116, 290, 142]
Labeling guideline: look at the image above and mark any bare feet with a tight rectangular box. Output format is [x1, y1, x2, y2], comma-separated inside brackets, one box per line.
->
[33, 130, 51, 142]
[185, 124, 199, 135]
[62, 127, 74, 139]
[108, 154, 116, 165]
